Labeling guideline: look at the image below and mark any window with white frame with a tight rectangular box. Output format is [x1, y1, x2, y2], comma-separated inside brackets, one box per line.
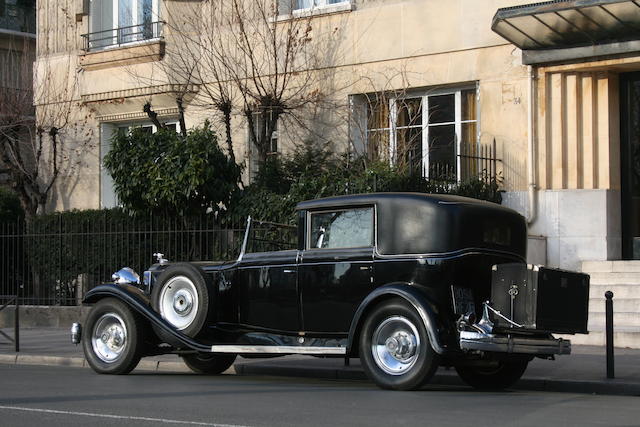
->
[295, 0, 349, 10]
[247, 111, 279, 180]
[100, 120, 179, 208]
[363, 86, 478, 181]
[89, 0, 161, 50]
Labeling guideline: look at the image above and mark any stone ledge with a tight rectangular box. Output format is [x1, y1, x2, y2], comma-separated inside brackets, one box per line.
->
[79, 40, 165, 71]
[0, 306, 91, 328]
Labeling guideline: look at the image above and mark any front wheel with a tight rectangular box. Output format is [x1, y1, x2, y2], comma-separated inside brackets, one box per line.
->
[455, 359, 529, 390]
[83, 298, 145, 374]
[182, 353, 237, 374]
[359, 299, 439, 390]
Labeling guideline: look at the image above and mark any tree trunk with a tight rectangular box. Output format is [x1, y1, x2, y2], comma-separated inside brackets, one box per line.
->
[223, 107, 235, 163]
[176, 98, 187, 137]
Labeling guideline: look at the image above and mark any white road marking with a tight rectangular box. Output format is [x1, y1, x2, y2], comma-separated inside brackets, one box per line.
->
[0, 405, 252, 427]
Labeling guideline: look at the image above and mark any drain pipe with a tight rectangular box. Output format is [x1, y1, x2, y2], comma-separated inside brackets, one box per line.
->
[527, 65, 537, 225]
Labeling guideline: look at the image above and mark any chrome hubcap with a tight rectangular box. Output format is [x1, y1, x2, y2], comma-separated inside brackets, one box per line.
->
[371, 316, 420, 375]
[91, 313, 127, 363]
[173, 289, 193, 315]
[159, 276, 199, 330]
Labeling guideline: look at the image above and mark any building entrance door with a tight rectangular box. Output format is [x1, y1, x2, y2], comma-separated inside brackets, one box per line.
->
[621, 72, 640, 259]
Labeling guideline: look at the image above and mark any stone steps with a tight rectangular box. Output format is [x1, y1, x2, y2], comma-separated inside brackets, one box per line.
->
[582, 260, 640, 273]
[588, 284, 639, 299]
[559, 329, 640, 348]
[578, 261, 640, 349]
[588, 312, 640, 327]
[587, 298, 640, 313]
[589, 272, 640, 285]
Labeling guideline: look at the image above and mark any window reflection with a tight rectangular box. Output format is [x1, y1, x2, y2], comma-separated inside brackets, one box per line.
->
[310, 208, 373, 249]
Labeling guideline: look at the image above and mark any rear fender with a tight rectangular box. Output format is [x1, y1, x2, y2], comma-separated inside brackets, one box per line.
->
[347, 283, 447, 356]
[83, 284, 211, 352]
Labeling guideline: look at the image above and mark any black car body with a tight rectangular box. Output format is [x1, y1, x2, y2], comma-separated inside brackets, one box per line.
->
[76, 193, 589, 390]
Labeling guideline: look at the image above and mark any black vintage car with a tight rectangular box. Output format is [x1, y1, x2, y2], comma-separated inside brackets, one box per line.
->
[74, 193, 589, 390]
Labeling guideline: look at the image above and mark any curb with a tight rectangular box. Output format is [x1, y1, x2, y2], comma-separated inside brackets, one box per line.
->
[0, 353, 192, 373]
[236, 363, 640, 396]
[2, 354, 639, 396]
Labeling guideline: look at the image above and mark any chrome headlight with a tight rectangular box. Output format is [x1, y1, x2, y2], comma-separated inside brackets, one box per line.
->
[112, 267, 141, 285]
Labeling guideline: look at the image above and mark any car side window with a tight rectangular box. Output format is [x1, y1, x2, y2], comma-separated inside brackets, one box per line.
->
[309, 207, 374, 249]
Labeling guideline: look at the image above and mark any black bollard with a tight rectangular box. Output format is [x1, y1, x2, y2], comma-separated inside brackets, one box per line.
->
[14, 294, 19, 353]
[605, 291, 614, 379]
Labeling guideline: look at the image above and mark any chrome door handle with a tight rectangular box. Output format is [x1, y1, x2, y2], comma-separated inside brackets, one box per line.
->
[283, 269, 295, 273]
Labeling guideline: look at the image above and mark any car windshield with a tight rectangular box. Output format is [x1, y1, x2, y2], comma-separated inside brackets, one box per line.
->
[246, 220, 297, 253]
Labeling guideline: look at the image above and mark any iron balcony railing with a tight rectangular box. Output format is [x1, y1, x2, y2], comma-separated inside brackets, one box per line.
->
[81, 21, 164, 52]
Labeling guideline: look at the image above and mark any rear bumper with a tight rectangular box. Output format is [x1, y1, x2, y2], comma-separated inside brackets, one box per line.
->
[459, 331, 571, 355]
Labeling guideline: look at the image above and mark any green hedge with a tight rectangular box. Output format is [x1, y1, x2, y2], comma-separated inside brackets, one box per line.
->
[224, 148, 502, 225]
[104, 124, 240, 216]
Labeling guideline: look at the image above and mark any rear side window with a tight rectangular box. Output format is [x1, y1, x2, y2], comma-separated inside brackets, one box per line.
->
[308, 207, 374, 249]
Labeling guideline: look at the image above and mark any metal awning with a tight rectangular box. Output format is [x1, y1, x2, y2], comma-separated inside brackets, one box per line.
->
[492, 0, 640, 51]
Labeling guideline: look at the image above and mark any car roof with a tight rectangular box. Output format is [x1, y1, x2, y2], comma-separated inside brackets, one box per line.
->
[295, 192, 501, 212]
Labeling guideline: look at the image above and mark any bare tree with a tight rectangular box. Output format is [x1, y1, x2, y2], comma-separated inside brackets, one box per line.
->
[0, 31, 84, 219]
[132, 0, 439, 182]
[135, 0, 351, 170]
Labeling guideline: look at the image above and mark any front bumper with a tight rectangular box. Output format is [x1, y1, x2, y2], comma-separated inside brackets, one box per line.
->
[459, 331, 571, 355]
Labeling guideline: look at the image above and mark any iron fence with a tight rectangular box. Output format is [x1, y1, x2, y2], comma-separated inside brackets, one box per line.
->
[459, 139, 500, 184]
[426, 139, 500, 183]
[0, 142, 499, 307]
[0, 214, 256, 306]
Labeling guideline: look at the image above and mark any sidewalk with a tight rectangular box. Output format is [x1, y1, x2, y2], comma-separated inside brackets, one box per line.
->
[1, 327, 639, 396]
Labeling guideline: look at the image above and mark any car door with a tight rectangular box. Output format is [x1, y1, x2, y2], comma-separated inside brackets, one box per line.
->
[236, 250, 300, 333]
[298, 206, 375, 333]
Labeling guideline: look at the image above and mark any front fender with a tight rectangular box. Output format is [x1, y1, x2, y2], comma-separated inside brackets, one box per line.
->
[347, 283, 448, 356]
[83, 283, 211, 353]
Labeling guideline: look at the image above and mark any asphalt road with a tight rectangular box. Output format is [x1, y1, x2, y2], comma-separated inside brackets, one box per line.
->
[0, 364, 639, 427]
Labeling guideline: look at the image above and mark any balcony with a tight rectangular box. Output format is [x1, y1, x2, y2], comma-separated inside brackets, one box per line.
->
[81, 21, 164, 52]
[79, 21, 165, 71]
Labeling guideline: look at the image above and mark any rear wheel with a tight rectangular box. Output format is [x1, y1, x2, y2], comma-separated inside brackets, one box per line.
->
[83, 298, 144, 374]
[182, 353, 237, 374]
[359, 299, 439, 390]
[455, 359, 529, 390]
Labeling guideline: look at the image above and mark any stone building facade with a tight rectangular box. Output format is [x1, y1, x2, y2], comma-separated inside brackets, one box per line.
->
[34, 0, 640, 273]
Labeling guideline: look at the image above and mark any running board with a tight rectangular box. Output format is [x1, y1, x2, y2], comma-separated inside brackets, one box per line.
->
[210, 345, 346, 355]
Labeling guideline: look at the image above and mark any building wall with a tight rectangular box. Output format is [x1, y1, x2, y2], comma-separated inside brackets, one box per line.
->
[537, 69, 621, 192]
[502, 56, 640, 270]
[34, 0, 640, 269]
[35, 0, 537, 211]
[1, 0, 36, 188]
